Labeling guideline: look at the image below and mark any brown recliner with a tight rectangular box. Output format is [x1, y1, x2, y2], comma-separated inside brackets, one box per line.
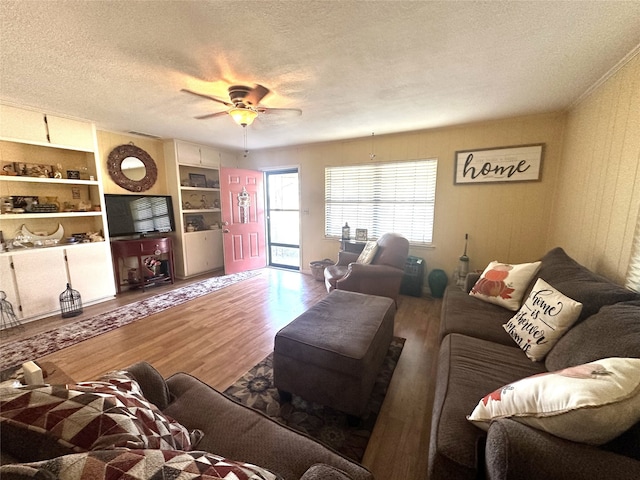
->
[324, 232, 409, 302]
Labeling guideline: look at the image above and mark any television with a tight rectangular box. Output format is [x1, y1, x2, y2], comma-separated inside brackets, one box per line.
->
[104, 194, 176, 238]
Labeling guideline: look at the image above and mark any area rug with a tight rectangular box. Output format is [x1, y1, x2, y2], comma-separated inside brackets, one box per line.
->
[0, 270, 260, 373]
[224, 337, 405, 462]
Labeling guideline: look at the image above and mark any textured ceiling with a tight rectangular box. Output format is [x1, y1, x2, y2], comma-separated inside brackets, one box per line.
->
[1, 1, 639, 152]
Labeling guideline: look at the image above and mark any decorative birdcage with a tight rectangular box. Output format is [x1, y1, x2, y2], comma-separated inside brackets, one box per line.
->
[0, 291, 23, 334]
[59, 283, 83, 318]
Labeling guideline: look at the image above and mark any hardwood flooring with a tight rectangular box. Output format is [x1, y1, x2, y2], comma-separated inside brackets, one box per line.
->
[2, 268, 442, 480]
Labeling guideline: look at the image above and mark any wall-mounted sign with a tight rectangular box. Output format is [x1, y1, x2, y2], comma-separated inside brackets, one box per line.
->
[454, 144, 544, 184]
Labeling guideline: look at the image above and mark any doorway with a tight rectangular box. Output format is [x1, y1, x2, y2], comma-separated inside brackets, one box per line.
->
[265, 169, 300, 270]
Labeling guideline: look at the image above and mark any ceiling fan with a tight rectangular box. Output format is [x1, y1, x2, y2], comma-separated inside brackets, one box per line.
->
[181, 84, 302, 127]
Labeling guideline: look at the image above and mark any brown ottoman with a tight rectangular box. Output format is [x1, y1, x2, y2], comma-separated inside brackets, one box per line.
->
[273, 290, 395, 417]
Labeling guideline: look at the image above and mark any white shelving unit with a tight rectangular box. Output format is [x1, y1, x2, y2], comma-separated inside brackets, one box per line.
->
[0, 103, 115, 323]
[164, 139, 230, 278]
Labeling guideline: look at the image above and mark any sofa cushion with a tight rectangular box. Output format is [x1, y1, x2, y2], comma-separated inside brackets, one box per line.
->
[468, 357, 640, 445]
[163, 372, 374, 480]
[545, 299, 640, 371]
[529, 247, 639, 322]
[438, 286, 515, 346]
[0, 449, 282, 480]
[0, 371, 191, 461]
[503, 278, 582, 361]
[428, 334, 546, 480]
[470, 261, 541, 311]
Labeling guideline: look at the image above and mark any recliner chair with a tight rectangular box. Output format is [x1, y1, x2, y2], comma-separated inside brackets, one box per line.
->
[324, 232, 409, 302]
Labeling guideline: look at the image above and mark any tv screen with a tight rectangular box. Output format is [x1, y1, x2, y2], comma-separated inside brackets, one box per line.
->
[104, 194, 176, 238]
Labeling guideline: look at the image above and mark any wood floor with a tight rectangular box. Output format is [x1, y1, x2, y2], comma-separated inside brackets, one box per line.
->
[2, 268, 442, 480]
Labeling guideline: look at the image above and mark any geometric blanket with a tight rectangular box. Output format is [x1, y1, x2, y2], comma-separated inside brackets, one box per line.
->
[0, 270, 260, 373]
[0, 449, 281, 480]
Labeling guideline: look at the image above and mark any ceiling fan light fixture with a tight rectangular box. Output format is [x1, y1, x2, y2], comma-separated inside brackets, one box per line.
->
[229, 107, 258, 126]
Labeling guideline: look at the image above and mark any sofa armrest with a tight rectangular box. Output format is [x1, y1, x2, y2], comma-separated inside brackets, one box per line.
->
[163, 372, 373, 480]
[125, 361, 172, 410]
[301, 464, 356, 480]
[486, 419, 640, 480]
[464, 272, 481, 293]
[336, 250, 360, 266]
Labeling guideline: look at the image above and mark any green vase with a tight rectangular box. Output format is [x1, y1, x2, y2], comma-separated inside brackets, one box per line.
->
[428, 269, 449, 298]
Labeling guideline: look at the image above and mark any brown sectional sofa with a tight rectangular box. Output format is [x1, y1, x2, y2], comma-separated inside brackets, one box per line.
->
[428, 247, 640, 480]
[1, 361, 373, 480]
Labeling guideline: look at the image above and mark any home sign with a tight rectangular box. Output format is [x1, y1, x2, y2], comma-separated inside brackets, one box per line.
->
[454, 144, 544, 184]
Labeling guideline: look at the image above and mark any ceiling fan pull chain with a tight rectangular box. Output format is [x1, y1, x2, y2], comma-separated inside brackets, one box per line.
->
[243, 126, 249, 157]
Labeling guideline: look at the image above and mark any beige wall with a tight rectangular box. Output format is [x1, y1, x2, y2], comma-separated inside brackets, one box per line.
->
[240, 112, 566, 277]
[96, 131, 168, 195]
[93, 52, 638, 288]
[546, 53, 640, 285]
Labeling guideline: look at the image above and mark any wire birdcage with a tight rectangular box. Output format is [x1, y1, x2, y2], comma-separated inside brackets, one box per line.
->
[59, 283, 83, 318]
[0, 290, 23, 334]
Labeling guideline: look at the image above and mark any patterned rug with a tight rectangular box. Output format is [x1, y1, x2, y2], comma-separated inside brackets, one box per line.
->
[224, 337, 405, 462]
[0, 270, 260, 373]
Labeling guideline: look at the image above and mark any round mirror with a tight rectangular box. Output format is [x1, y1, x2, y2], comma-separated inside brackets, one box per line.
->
[107, 144, 157, 192]
[121, 156, 146, 181]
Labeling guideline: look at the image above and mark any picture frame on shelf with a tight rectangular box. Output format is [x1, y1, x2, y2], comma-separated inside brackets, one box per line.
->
[355, 228, 368, 241]
[189, 173, 207, 188]
[66, 170, 80, 180]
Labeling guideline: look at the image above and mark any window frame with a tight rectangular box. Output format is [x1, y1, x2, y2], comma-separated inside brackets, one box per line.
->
[324, 158, 438, 246]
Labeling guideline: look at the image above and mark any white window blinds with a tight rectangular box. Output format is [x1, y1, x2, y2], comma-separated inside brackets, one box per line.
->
[626, 206, 640, 293]
[131, 197, 172, 233]
[325, 159, 437, 245]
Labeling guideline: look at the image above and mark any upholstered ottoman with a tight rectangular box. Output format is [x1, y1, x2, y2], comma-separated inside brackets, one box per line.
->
[273, 290, 395, 417]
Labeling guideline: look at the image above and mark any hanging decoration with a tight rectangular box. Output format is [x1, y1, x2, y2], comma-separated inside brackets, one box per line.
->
[370, 132, 376, 160]
[237, 186, 251, 223]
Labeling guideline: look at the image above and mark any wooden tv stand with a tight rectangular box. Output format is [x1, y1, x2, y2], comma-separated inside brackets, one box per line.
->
[110, 237, 175, 293]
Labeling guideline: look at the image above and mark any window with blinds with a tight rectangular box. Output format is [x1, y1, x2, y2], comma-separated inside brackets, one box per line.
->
[626, 206, 640, 293]
[131, 197, 172, 233]
[325, 159, 437, 245]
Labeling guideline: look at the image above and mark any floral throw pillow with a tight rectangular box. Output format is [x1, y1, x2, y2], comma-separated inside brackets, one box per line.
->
[0, 372, 192, 453]
[467, 357, 640, 445]
[469, 260, 541, 311]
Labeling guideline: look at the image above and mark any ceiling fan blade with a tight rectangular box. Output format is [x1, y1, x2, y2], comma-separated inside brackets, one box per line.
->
[194, 111, 229, 120]
[243, 84, 270, 107]
[181, 88, 232, 107]
[259, 107, 302, 116]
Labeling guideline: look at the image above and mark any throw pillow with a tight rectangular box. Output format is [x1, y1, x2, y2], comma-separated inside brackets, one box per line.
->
[0, 449, 282, 480]
[467, 357, 640, 445]
[356, 241, 378, 264]
[470, 260, 541, 311]
[0, 372, 192, 455]
[503, 278, 583, 361]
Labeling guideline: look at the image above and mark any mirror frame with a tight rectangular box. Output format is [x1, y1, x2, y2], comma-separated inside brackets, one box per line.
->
[107, 144, 158, 192]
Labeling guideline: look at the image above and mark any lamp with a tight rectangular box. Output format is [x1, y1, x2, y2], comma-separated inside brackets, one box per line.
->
[229, 107, 258, 126]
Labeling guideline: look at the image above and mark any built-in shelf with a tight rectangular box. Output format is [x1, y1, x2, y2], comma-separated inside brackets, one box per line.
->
[0, 211, 102, 220]
[0, 176, 99, 186]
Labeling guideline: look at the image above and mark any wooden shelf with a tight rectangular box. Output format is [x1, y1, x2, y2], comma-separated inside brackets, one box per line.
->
[0, 211, 102, 220]
[0, 176, 98, 186]
[180, 186, 220, 192]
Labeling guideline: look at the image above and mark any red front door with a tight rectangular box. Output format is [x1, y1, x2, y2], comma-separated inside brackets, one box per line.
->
[221, 168, 266, 274]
